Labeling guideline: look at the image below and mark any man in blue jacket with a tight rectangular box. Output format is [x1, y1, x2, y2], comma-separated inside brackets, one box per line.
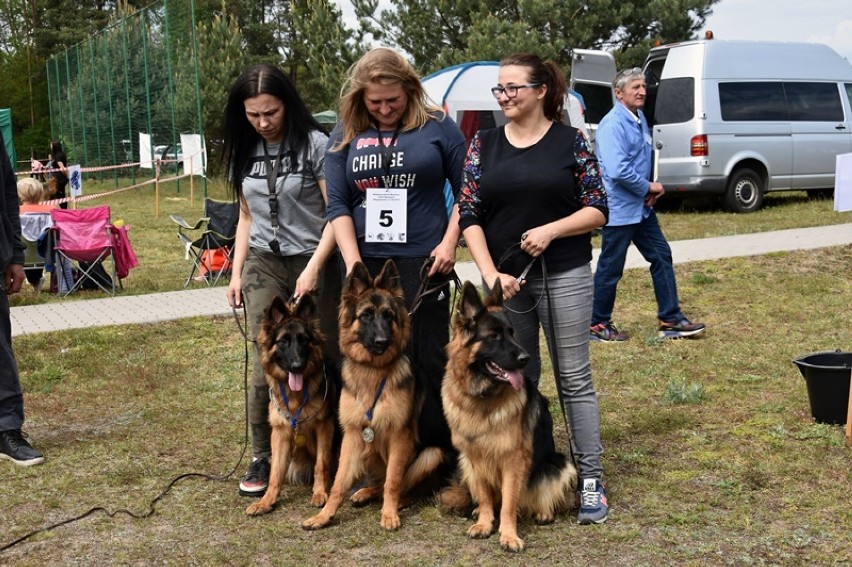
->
[591, 67, 705, 342]
[0, 135, 43, 466]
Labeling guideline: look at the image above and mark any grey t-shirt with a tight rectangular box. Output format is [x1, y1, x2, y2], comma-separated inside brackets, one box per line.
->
[241, 130, 328, 256]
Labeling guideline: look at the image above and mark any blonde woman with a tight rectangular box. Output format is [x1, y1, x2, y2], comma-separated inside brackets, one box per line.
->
[325, 47, 466, 450]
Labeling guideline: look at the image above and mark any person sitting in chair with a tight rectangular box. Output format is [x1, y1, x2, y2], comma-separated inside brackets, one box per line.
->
[17, 178, 53, 291]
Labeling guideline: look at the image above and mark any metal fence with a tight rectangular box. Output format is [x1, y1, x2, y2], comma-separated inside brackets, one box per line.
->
[45, 0, 203, 182]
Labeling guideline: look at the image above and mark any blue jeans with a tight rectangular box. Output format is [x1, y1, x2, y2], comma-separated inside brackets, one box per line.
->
[592, 209, 684, 324]
[504, 264, 604, 480]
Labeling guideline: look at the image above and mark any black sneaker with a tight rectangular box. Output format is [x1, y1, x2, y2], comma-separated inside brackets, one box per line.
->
[239, 457, 270, 497]
[0, 429, 44, 467]
[658, 318, 706, 339]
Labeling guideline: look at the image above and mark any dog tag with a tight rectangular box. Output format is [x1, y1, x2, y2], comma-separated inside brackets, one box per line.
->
[362, 426, 375, 443]
[294, 433, 307, 447]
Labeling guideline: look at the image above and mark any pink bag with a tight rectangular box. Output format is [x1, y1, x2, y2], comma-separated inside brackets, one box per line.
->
[110, 225, 139, 279]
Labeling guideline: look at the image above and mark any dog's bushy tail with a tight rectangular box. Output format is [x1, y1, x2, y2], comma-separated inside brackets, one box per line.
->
[403, 447, 446, 493]
[438, 478, 473, 515]
[523, 452, 578, 520]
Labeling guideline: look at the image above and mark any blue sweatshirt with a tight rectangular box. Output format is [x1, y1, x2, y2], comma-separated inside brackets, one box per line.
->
[325, 115, 465, 258]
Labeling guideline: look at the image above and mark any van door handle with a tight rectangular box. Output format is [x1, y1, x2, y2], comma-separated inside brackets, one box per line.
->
[836, 124, 847, 130]
[655, 141, 663, 149]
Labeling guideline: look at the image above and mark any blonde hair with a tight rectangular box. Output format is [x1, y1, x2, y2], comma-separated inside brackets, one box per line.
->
[333, 47, 442, 151]
[17, 177, 45, 204]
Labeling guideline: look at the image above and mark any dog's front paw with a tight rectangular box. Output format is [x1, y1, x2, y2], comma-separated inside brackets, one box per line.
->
[245, 501, 273, 516]
[500, 532, 525, 553]
[533, 512, 555, 525]
[311, 491, 328, 507]
[380, 511, 401, 531]
[468, 521, 493, 539]
[302, 513, 333, 530]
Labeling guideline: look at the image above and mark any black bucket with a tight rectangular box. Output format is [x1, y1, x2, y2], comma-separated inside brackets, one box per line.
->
[793, 350, 852, 425]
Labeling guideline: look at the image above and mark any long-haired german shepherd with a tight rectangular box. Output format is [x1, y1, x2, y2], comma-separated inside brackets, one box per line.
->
[302, 260, 449, 531]
[441, 282, 577, 552]
[245, 294, 339, 516]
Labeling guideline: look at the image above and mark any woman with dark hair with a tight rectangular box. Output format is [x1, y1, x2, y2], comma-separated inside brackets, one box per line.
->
[325, 47, 466, 451]
[458, 53, 610, 524]
[50, 140, 69, 209]
[223, 64, 341, 498]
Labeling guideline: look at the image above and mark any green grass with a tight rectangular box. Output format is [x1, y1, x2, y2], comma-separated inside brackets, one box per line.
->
[3, 246, 850, 564]
[1, 173, 851, 563]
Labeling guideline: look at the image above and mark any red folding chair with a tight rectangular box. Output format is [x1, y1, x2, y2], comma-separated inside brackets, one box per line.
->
[50, 205, 121, 296]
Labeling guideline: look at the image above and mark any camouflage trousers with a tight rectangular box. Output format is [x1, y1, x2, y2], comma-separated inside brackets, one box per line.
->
[242, 247, 341, 459]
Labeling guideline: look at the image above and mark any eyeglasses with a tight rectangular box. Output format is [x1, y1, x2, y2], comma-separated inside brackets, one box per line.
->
[490, 83, 542, 99]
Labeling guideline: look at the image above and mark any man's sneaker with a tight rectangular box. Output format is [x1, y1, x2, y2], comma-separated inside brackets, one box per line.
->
[577, 478, 608, 525]
[658, 318, 706, 339]
[0, 429, 44, 467]
[239, 457, 270, 497]
[590, 322, 629, 342]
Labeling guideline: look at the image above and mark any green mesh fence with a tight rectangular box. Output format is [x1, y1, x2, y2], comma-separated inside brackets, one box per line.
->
[45, 0, 204, 185]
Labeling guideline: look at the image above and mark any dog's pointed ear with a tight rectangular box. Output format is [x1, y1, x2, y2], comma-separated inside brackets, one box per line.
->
[376, 259, 402, 294]
[294, 293, 317, 322]
[458, 281, 485, 321]
[266, 295, 290, 325]
[485, 280, 504, 308]
[345, 261, 372, 296]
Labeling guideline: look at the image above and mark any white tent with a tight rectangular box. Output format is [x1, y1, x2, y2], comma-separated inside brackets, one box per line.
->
[422, 61, 588, 139]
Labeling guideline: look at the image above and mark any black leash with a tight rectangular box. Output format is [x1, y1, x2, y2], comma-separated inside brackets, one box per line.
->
[1, 307, 254, 553]
[408, 256, 462, 317]
[497, 242, 577, 466]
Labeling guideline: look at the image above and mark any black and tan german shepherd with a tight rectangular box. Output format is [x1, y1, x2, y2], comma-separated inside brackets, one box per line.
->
[441, 282, 577, 552]
[246, 294, 339, 516]
[302, 259, 450, 531]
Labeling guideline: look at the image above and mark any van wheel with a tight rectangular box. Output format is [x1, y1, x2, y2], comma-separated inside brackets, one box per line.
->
[724, 168, 764, 213]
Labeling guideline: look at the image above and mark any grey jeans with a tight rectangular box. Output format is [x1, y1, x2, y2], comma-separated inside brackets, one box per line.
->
[503, 263, 604, 480]
[242, 248, 341, 459]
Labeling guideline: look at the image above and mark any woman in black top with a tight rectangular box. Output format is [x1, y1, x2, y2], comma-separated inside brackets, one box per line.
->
[458, 53, 610, 525]
[50, 140, 69, 209]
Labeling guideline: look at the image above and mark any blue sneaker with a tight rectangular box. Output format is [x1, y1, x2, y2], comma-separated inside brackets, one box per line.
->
[658, 318, 706, 339]
[577, 478, 608, 524]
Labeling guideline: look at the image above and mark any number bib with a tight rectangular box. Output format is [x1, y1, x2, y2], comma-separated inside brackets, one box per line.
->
[365, 188, 408, 243]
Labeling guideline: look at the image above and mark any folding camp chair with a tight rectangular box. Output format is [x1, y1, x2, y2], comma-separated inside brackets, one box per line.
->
[170, 198, 239, 287]
[50, 205, 120, 296]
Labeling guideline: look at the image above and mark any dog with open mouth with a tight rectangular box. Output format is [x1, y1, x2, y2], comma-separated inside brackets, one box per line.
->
[441, 281, 577, 552]
[245, 294, 339, 516]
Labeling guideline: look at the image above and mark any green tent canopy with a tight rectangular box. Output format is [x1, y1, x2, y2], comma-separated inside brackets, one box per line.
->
[0, 109, 16, 168]
[312, 110, 337, 125]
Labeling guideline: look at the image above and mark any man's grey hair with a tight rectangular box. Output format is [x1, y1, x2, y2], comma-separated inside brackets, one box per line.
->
[613, 67, 644, 91]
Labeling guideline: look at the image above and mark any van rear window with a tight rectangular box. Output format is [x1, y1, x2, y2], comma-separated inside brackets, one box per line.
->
[720, 82, 786, 121]
[655, 78, 694, 124]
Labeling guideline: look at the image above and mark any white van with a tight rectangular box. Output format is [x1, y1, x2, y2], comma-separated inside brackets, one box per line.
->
[643, 39, 852, 212]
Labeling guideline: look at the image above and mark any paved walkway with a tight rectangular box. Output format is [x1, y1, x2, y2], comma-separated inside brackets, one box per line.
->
[10, 223, 851, 337]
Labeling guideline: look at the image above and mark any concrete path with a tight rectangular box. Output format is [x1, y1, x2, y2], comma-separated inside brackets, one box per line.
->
[10, 223, 851, 337]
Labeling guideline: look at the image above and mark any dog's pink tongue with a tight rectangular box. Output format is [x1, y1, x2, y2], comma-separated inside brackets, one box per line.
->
[506, 370, 523, 391]
[289, 372, 304, 392]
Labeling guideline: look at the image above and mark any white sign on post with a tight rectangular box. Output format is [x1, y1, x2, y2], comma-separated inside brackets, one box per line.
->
[834, 152, 852, 212]
[68, 165, 83, 197]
